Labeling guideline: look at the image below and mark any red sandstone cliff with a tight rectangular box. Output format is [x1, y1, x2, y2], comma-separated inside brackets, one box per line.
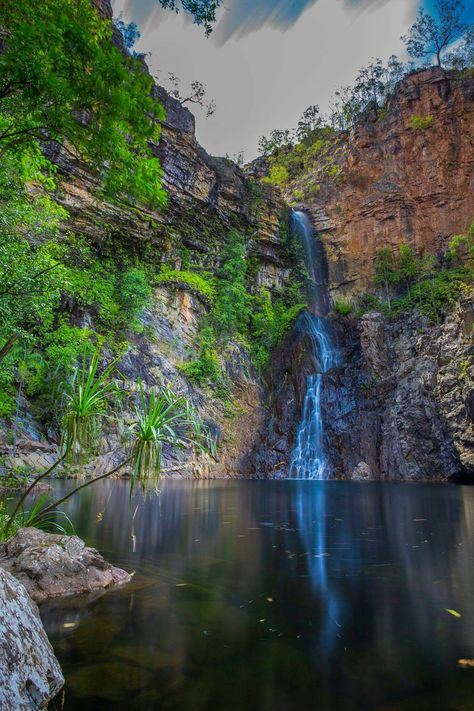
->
[283, 68, 474, 298]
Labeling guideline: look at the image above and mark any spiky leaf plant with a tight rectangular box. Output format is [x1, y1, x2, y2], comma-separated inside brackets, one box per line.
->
[128, 382, 201, 493]
[63, 347, 121, 463]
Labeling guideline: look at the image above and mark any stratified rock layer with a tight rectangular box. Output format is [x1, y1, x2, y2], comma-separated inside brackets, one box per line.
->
[283, 68, 474, 298]
[257, 297, 474, 481]
[0, 566, 64, 710]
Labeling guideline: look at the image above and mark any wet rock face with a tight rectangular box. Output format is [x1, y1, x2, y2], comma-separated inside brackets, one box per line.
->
[0, 528, 131, 603]
[0, 566, 64, 710]
[282, 68, 474, 299]
[258, 299, 473, 482]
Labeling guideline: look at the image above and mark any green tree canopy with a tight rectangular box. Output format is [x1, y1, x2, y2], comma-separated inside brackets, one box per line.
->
[159, 0, 223, 36]
[0, 0, 167, 208]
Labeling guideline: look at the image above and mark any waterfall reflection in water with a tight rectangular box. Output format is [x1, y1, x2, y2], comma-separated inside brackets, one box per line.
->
[40, 479, 474, 711]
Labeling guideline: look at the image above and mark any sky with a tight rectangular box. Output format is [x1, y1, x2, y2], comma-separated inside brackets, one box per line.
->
[111, 0, 471, 159]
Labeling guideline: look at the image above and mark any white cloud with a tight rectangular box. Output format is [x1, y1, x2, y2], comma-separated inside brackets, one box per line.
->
[113, 0, 419, 159]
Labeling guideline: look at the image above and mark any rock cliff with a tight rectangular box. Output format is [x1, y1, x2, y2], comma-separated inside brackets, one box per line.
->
[280, 68, 474, 299]
[2, 2, 472, 483]
[4, 0, 290, 478]
[256, 298, 474, 481]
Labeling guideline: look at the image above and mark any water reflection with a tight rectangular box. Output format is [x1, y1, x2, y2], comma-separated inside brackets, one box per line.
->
[40, 480, 474, 710]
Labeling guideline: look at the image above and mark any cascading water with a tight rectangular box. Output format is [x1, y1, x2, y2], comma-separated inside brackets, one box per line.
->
[290, 210, 339, 480]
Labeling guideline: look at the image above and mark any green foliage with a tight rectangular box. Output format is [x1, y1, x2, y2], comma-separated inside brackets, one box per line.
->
[63, 347, 121, 463]
[156, 266, 216, 302]
[447, 223, 474, 263]
[177, 225, 307, 381]
[371, 233, 473, 322]
[334, 300, 353, 316]
[128, 382, 201, 493]
[401, 0, 466, 67]
[159, 0, 223, 35]
[6, 370, 209, 531]
[249, 289, 305, 371]
[212, 231, 250, 337]
[119, 268, 152, 332]
[386, 266, 472, 321]
[262, 164, 289, 188]
[409, 114, 434, 130]
[0, 498, 73, 541]
[0, 155, 67, 345]
[180, 328, 222, 386]
[0, 0, 167, 208]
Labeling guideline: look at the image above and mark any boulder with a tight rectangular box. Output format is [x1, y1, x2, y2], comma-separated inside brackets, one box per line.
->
[350, 462, 373, 481]
[0, 528, 131, 603]
[0, 566, 64, 709]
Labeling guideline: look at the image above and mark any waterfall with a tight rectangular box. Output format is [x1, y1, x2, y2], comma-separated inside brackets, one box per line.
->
[290, 211, 339, 480]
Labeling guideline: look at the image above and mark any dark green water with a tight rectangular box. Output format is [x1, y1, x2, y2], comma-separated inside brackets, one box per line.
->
[41, 480, 474, 710]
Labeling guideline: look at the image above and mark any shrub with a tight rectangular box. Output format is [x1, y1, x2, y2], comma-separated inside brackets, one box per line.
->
[409, 114, 433, 130]
[212, 231, 250, 337]
[263, 165, 289, 188]
[119, 268, 152, 332]
[156, 266, 216, 302]
[334, 300, 353, 316]
[179, 326, 222, 386]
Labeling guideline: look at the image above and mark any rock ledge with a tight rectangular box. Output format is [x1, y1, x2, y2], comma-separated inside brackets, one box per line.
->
[0, 527, 131, 603]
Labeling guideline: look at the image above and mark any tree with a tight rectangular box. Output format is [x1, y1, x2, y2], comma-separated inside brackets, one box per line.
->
[0, 0, 167, 208]
[373, 247, 396, 307]
[444, 25, 474, 70]
[166, 73, 216, 117]
[258, 129, 292, 157]
[159, 0, 223, 36]
[0, 150, 67, 370]
[296, 105, 323, 144]
[401, 0, 466, 67]
[5, 349, 211, 536]
[353, 58, 386, 111]
[329, 85, 360, 131]
[113, 17, 141, 54]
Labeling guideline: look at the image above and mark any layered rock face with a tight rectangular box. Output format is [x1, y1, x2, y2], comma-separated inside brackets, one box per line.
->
[6, 0, 289, 478]
[283, 68, 474, 298]
[0, 566, 64, 709]
[256, 299, 474, 481]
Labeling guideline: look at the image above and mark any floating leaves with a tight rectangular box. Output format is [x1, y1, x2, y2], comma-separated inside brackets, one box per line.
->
[445, 608, 462, 618]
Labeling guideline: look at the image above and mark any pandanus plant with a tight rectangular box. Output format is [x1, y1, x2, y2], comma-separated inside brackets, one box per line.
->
[6, 347, 211, 534]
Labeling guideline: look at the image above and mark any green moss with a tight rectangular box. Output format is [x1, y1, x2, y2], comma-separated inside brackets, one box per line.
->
[156, 266, 216, 302]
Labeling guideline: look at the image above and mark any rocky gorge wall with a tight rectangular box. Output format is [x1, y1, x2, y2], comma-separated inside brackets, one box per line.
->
[252, 66, 473, 483]
[1, 0, 293, 479]
[255, 298, 474, 481]
[280, 67, 474, 300]
[2, 1, 473, 484]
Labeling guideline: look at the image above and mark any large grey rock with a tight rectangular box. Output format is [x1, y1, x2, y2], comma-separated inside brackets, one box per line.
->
[0, 566, 64, 709]
[0, 528, 131, 603]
